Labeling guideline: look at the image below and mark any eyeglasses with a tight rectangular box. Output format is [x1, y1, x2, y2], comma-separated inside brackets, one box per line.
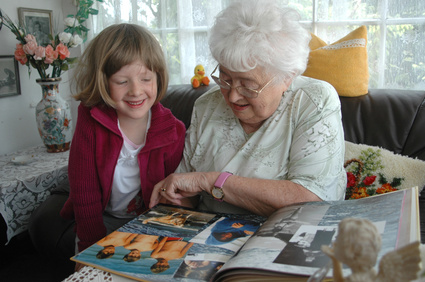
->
[210, 64, 275, 99]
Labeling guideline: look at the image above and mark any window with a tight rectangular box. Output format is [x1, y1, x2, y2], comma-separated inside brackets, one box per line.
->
[90, 0, 425, 90]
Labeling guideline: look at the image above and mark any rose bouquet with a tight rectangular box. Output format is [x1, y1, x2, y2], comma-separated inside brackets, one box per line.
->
[0, 0, 103, 79]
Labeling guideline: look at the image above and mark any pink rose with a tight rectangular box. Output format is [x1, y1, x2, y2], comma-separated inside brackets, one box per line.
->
[23, 41, 38, 55]
[25, 34, 37, 43]
[44, 45, 58, 64]
[56, 43, 70, 60]
[14, 44, 27, 65]
[34, 46, 46, 61]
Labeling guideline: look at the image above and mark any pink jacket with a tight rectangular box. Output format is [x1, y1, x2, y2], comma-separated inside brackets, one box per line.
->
[61, 103, 185, 251]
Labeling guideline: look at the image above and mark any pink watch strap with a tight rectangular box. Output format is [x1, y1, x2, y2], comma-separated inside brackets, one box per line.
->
[214, 172, 233, 188]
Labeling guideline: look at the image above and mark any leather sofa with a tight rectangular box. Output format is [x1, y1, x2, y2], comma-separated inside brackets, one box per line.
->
[28, 83, 425, 272]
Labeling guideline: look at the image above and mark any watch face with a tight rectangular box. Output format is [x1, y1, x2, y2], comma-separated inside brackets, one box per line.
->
[212, 187, 224, 200]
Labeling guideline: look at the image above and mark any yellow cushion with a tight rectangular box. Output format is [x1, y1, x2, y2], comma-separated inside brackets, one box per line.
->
[303, 26, 369, 97]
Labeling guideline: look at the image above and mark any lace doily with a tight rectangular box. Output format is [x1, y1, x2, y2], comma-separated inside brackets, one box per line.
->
[63, 266, 113, 282]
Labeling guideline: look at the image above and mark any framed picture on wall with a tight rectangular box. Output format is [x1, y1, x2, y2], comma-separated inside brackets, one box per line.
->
[18, 7, 53, 46]
[0, 56, 21, 98]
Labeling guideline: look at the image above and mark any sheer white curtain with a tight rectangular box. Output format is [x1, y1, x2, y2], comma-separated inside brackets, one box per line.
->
[89, 0, 224, 85]
[89, 0, 425, 90]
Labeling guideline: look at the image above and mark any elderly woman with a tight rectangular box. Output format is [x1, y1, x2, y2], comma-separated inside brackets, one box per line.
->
[150, 0, 346, 216]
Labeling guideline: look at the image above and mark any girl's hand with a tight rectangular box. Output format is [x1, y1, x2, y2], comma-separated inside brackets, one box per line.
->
[149, 172, 217, 208]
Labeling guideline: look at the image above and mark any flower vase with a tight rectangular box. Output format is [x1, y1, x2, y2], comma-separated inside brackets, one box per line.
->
[35, 77, 72, 153]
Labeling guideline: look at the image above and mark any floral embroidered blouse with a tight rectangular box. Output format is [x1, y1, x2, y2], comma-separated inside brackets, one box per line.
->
[176, 76, 347, 214]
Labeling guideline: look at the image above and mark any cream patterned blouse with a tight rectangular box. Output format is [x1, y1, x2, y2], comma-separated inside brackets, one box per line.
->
[176, 76, 346, 214]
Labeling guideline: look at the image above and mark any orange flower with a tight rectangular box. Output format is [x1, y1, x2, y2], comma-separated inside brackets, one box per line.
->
[351, 187, 370, 199]
[56, 43, 70, 60]
[376, 183, 397, 194]
[45, 107, 55, 115]
[44, 45, 58, 64]
[14, 44, 27, 65]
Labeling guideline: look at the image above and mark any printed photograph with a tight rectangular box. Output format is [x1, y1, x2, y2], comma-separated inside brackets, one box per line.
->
[174, 258, 224, 280]
[255, 204, 329, 244]
[0, 56, 20, 98]
[191, 216, 262, 252]
[73, 231, 195, 281]
[133, 204, 217, 237]
[18, 8, 53, 46]
[273, 225, 337, 268]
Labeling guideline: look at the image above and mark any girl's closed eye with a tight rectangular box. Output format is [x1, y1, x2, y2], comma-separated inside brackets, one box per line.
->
[109, 77, 127, 85]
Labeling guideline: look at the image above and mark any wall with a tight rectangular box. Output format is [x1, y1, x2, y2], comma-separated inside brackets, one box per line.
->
[0, 0, 80, 155]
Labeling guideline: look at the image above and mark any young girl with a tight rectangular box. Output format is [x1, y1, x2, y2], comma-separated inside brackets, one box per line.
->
[60, 24, 185, 257]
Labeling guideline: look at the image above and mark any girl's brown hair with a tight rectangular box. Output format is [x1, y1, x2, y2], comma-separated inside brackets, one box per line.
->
[73, 23, 168, 107]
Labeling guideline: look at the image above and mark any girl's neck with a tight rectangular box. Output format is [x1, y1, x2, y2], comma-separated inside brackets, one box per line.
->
[118, 111, 150, 145]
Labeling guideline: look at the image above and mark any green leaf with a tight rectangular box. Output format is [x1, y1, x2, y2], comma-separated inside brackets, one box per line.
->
[378, 173, 388, 185]
[366, 188, 376, 196]
[89, 8, 99, 15]
[390, 177, 404, 188]
[67, 57, 79, 64]
[79, 25, 89, 32]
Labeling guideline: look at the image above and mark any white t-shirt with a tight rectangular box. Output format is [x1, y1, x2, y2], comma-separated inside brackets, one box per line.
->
[105, 111, 151, 218]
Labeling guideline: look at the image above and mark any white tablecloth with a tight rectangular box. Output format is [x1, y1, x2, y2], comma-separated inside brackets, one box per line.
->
[0, 145, 69, 243]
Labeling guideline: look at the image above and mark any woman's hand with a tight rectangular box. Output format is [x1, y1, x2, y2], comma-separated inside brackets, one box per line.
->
[149, 172, 218, 208]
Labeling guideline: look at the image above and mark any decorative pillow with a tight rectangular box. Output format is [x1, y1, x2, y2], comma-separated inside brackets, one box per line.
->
[344, 141, 425, 200]
[303, 26, 369, 97]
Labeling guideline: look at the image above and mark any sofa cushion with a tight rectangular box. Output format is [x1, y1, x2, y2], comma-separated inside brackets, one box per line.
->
[344, 141, 425, 200]
[339, 89, 425, 161]
[303, 26, 369, 97]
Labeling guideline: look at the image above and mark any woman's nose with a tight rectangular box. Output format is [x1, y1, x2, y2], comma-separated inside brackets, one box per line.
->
[227, 87, 244, 102]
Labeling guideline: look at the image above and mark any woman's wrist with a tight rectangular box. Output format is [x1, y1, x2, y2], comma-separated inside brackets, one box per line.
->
[201, 171, 221, 193]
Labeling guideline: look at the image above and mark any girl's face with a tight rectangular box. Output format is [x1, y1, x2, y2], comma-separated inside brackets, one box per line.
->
[108, 60, 157, 122]
[219, 66, 289, 133]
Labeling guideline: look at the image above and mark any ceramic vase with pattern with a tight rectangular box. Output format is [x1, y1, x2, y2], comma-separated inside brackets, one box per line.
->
[35, 77, 72, 153]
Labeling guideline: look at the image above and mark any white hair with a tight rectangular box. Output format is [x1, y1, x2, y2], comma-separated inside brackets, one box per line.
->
[209, 0, 311, 81]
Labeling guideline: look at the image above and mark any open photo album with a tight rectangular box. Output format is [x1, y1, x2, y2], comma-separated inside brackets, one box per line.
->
[71, 186, 420, 282]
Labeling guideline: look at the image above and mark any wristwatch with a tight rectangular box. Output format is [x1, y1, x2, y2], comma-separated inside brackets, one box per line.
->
[212, 172, 233, 201]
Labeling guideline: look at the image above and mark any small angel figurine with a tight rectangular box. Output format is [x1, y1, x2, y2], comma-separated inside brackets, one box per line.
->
[321, 217, 421, 282]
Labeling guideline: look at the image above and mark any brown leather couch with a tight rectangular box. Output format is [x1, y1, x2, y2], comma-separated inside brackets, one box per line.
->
[27, 84, 425, 276]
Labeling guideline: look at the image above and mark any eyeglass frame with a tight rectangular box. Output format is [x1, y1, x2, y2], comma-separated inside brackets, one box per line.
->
[210, 64, 275, 99]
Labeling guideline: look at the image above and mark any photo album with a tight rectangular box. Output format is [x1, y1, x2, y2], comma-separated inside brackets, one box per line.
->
[72, 186, 420, 282]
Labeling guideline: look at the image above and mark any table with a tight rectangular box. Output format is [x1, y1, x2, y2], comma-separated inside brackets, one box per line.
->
[0, 145, 69, 244]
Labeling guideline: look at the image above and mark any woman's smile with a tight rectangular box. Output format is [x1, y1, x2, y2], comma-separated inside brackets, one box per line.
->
[232, 102, 250, 111]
